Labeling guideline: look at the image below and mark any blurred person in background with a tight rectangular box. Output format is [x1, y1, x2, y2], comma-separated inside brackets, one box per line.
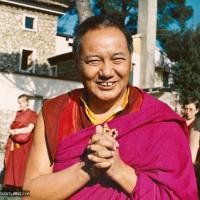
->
[3, 94, 37, 191]
[190, 117, 200, 199]
[183, 97, 200, 198]
[182, 97, 200, 161]
[182, 97, 199, 129]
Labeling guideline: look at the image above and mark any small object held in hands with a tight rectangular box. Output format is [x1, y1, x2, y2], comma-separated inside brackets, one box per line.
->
[103, 123, 118, 139]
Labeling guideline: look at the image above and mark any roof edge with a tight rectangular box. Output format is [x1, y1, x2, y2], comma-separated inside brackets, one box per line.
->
[0, 0, 68, 15]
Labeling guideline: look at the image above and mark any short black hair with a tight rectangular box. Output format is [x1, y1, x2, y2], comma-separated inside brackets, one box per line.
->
[18, 94, 29, 102]
[73, 15, 133, 62]
[183, 97, 199, 109]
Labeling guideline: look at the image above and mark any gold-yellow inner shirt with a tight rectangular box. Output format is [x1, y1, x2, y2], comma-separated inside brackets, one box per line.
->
[80, 87, 130, 125]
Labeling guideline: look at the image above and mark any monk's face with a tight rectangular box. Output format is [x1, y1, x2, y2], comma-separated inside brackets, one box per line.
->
[18, 97, 28, 111]
[79, 27, 132, 104]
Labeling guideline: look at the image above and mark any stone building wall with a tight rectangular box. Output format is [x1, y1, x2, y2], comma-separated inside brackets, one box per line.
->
[0, 3, 57, 74]
[0, 110, 15, 142]
[57, 60, 81, 81]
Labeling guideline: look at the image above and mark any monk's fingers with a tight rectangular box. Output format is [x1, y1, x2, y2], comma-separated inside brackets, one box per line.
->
[89, 133, 115, 147]
[89, 125, 116, 142]
[87, 144, 107, 152]
[89, 134, 101, 145]
[95, 138, 117, 150]
[87, 154, 107, 163]
[89, 125, 119, 149]
[88, 125, 104, 144]
[94, 150, 115, 159]
[93, 159, 114, 169]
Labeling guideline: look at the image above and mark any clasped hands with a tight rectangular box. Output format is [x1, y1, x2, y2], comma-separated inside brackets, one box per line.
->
[85, 124, 123, 179]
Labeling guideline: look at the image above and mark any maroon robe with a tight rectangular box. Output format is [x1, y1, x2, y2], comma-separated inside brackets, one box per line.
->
[42, 87, 197, 199]
[42, 86, 143, 163]
[3, 108, 37, 188]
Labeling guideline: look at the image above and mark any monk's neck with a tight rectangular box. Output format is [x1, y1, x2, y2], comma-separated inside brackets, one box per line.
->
[86, 89, 127, 118]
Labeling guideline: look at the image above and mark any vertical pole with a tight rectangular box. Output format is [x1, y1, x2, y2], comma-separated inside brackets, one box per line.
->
[137, 0, 157, 88]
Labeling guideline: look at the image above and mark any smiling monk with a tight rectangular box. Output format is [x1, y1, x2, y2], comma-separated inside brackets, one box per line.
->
[23, 16, 198, 200]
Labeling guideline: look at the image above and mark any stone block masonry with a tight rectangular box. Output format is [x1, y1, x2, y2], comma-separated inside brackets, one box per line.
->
[0, 3, 57, 74]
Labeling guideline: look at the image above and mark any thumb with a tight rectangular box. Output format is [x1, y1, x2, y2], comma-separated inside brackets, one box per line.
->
[88, 125, 103, 144]
[95, 125, 103, 135]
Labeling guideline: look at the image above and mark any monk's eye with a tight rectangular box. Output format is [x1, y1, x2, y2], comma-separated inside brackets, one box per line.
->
[85, 59, 101, 66]
[112, 58, 126, 64]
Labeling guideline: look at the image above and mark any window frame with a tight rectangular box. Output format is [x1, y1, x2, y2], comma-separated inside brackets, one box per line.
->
[19, 47, 36, 73]
[23, 14, 37, 32]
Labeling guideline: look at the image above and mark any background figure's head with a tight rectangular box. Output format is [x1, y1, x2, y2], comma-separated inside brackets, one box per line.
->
[73, 15, 133, 105]
[18, 94, 29, 111]
[183, 97, 199, 121]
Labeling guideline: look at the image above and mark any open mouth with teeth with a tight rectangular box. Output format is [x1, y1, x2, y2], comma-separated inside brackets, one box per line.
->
[96, 81, 117, 89]
[98, 82, 115, 86]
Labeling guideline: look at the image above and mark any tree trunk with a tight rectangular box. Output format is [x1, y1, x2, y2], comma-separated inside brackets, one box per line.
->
[75, 0, 93, 23]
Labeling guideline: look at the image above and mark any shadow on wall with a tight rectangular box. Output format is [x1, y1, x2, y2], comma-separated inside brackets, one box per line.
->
[0, 52, 20, 72]
[0, 52, 83, 107]
[0, 52, 50, 75]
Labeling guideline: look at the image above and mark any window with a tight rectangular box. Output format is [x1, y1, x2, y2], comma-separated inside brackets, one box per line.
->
[23, 15, 37, 31]
[25, 17, 34, 29]
[19, 48, 35, 73]
[48, 65, 57, 76]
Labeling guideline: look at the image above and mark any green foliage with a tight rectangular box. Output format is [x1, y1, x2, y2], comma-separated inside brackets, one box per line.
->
[157, 0, 193, 30]
[162, 25, 200, 102]
[94, 0, 193, 34]
[95, 0, 138, 32]
[55, 0, 193, 35]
